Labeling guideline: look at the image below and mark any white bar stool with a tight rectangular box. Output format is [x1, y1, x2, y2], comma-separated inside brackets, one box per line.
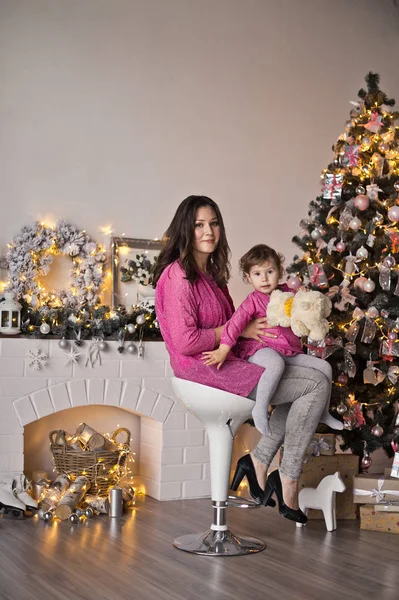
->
[171, 377, 266, 556]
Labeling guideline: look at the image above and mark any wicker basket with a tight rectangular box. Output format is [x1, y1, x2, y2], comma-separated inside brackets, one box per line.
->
[49, 427, 131, 497]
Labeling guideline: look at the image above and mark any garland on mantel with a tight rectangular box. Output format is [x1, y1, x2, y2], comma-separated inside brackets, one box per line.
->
[20, 301, 162, 341]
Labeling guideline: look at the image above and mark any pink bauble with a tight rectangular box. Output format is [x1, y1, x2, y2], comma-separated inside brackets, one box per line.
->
[388, 205, 399, 222]
[337, 374, 348, 385]
[349, 217, 362, 231]
[354, 276, 367, 290]
[354, 194, 370, 211]
[286, 276, 302, 291]
[388, 332, 398, 342]
[336, 241, 346, 252]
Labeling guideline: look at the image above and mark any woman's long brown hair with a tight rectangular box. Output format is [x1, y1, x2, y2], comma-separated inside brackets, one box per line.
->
[152, 195, 230, 287]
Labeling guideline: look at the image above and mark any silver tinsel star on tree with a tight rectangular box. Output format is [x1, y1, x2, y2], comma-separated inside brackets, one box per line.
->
[64, 347, 82, 365]
[26, 348, 48, 370]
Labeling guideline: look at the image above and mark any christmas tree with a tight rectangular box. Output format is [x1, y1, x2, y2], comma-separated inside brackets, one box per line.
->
[287, 73, 399, 468]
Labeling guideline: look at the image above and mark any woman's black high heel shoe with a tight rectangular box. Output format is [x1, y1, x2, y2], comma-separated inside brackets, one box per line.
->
[230, 454, 276, 507]
[265, 469, 308, 524]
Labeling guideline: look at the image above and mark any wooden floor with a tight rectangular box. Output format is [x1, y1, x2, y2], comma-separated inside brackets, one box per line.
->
[0, 495, 397, 600]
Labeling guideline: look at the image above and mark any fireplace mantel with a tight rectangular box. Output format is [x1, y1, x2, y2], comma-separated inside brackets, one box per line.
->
[0, 338, 210, 501]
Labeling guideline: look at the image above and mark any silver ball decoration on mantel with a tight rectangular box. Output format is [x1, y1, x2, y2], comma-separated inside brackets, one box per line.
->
[127, 323, 135, 334]
[126, 343, 136, 354]
[136, 314, 146, 326]
[58, 338, 69, 349]
[40, 322, 51, 335]
[98, 340, 107, 351]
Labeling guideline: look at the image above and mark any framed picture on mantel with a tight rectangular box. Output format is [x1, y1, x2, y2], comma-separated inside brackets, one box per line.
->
[111, 237, 162, 308]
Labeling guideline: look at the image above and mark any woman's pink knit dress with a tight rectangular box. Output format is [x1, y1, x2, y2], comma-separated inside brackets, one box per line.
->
[155, 261, 263, 397]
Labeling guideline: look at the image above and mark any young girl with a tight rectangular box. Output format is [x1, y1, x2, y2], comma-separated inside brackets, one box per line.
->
[202, 244, 343, 435]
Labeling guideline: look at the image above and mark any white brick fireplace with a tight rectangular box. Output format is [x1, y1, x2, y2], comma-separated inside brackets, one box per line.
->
[0, 338, 211, 501]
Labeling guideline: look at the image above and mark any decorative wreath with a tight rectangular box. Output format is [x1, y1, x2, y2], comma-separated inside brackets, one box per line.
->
[6, 221, 107, 308]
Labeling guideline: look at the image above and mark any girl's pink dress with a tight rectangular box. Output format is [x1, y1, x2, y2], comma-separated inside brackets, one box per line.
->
[155, 261, 264, 397]
[221, 288, 303, 360]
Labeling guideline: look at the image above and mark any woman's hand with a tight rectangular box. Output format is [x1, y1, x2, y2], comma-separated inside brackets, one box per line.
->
[241, 318, 277, 342]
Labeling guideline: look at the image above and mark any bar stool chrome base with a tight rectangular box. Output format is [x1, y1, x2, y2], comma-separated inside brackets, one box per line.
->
[173, 529, 266, 556]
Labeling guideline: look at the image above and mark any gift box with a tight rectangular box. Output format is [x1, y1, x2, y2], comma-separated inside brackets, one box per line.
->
[360, 505, 399, 534]
[353, 473, 399, 505]
[305, 433, 336, 458]
[279, 452, 359, 519]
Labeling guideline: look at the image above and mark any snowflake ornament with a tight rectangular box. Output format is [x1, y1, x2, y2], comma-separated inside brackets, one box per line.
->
[64, 347, 82, 366]
[26, 348, 48, 370]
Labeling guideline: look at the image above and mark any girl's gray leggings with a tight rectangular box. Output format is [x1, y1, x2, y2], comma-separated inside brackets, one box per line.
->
[247, 359, 330, 481]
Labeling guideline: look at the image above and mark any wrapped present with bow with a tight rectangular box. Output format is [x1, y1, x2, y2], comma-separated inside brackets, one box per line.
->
[380, 339, 399, 358]
[308, 262, 328, 289]
[360, 505, 399, 534]
[305, 433, 336, 460]
[306, 335, 343, 359]
[322, 173, 343, 201]
[353, 473, 399, 504]
[342, 144, 359, 167]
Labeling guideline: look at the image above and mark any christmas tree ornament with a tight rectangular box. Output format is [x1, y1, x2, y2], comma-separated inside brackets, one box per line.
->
[361, 318, 377, 344]
[69, 513, 81, 524]
[126, 343, 136, 354]
[366, 234, 375, 247]
[335, 241, 346, 252]
[136, 314, 146, 325]
[40, 322, 50, 335]
[85, 339, 102, 367]
[378, 264, 391, 291]
[394, 181, 399, 192]
[381, 309, 389, 318]
[383, 255, 396, 268]
[354, 276, 367, 290]
[366, 183, 382, 201]
[344, 343, 357, 377]
[127, 323, 135, 334]
[117, 329, 126, 354]
[85, 507, 94, 519]
[343, 420, 352, 430]
[353, 194, 369, 211]
[38, 509, 45, 520]
[311, 228, 322, 240]
[322, 173, 343, 201]
[340, 207, 354, 230]
[337, 373, 348, 385]
[58, 338, 68, 349]
[366, 306, 379, 318]
[388, 205, 399, 222]
[43, 511, 53, 522]
[337, 402, 348, 415]
[343, 144, 359, 166]
[98, 340, 107, 351]
[75, 508, 84, 517]
[349, 217, 361, 231]
[308, 263, 328, 288]
[388, 332, 398, 342]
[74, 328, 83, 347]
[356, 185, 366, 195]
[363, 111, 383, 133]
[372, 212, 384, 226]
[286, 275, 302, 290]
[361, 443, 372, 471]
[371, 153, 384, 177]
[356, 246, 368, 260]
[378, 142, 390, 153]
[371, 424, 384, 437]
[153, 319, 159, 329]
[363, 278, 376, 293]
[363, 360, 385, 385]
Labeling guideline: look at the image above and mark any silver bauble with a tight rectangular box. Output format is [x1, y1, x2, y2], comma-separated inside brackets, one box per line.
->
[98, 340, 107, 351]
[58, 338, 68, 349]
[349, 217, 361, 231]
[126, 343, 136, 354]
[383, 255, 396, 268]
[136, 314, 146, 325]
[337, 403, 348, 415]
[127, 323, 135, 334]
[371, 424, 384, 437]
[311, 229, 322, 240]
[43, 511, 53, 522]
[85, 507, 94, 519]
[356, 246, 368, 260]
[153, 319, 159, 329]
[38, 509, 46, 520]
[361, 456, 372, 470]
[69, 513, 81, 524]
[343, 421, 352, 430]
[381, 309, 389, 318]
[356, 185, 365, 195]
[363, 279, 376, 293]
[75, 508, 84, 517]
[40, 322, 51, 335]
[394, 181, 399, 192]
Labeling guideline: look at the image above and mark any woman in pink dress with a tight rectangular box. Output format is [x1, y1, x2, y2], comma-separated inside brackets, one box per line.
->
[154, 195, 330, 524]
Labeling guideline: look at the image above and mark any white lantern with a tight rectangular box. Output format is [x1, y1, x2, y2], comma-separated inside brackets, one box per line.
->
[0, 292, 22, 335]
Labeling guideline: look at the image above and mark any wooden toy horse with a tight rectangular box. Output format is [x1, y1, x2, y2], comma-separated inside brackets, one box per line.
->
[296, 471, 346, 531]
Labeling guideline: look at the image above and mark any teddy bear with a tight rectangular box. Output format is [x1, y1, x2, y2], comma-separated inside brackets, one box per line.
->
[267, 289, 332, 341]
